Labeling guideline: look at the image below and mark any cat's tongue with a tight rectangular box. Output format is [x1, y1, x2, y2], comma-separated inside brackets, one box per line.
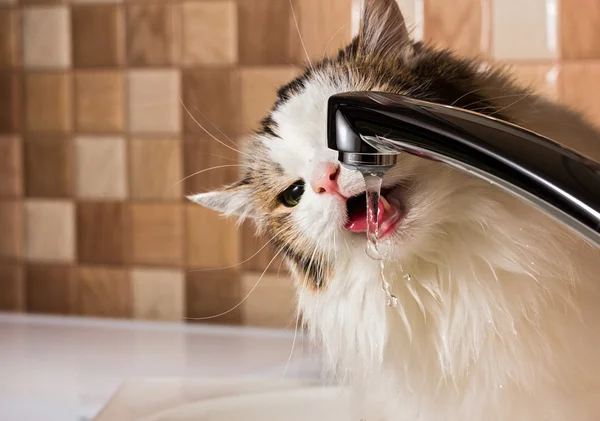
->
[345, 197, 387, 232]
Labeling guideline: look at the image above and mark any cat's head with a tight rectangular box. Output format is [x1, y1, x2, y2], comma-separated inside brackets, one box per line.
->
[190, 0, 505, 289]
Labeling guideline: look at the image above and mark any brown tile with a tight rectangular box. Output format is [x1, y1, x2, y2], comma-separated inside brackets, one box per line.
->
[505, 62, 558, 99]
[560, 0, 600, 59]
[293, 0, 353, 61]
[77, 266, 131, 318]
[24, 136, 73, 198]
[560, 62, 600, 128]
[0, 201, 22, 259]
[25, 264, 76, 315]
[240, 67, 299, 132]
[0, 72, 20, 134]
[182, 69, 240, 134]
[24, 73, 72, 133]
[238, 0, 298, 65]
[0, 9, 20, 68]
[126, 3, 181, 66]
[242, 273, 294, 328]
[182, 1, 237, 66]
[130, 137, 183, 200]
[424, 0, 482, 57]
[129, 203, 184, 266]
[77, 202, 128, 264]
[128, 70, 181, 133]
[22, 6, 70, 68]
[186, 269, 242, 325]
[72, 5, 124, 68]
[186, 204, 239, 269]
[0, 263, 24, 312]
[75, 136, 127, 199]
[0, 136, 22, 197]
[240, 221, 279, 272]
[182, 135, 240, 195]
[132, 268, 184, 321]
[74, 71, 125, 133]
[24, 200, 75, 262]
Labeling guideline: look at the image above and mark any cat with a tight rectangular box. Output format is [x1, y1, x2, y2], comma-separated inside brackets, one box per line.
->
[189, 0, 600, 419]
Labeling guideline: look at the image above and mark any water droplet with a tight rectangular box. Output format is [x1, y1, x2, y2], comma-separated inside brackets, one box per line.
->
[403, 274, 412, 281]
[499, 384, 504, 389]
[387, 295, 398, 308]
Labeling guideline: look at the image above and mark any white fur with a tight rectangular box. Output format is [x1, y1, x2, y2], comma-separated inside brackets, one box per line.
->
[265, 73, 600, 421]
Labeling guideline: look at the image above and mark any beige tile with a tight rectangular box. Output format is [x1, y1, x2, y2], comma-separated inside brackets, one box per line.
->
[182, 1, 237, 66]
[74, 71, 125, 133]
[128, 70, 181, 133]
[240, 67, 299, 132]
[491, 0, 556, 60]
[294, 0, 353, 61]
[24, 200, 75, 262]
[130, 137, 182, 200]
[186, 204, 239, 269]
[242, 273, 295, 328]
[22, 6, 71, 68]
[560, 62, 600, 128]
[424, 0, 482, 57]
[132, 268, 184, 321]
[394, 0, 423, 41]
[504, 62, 558, 99]
[75, 136, 127, 199]
[0, 201, 22, 259]
[560, 0, 600, 59]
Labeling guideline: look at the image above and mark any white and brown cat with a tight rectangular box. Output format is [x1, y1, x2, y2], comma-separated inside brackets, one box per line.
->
[190, 0, 600, 419]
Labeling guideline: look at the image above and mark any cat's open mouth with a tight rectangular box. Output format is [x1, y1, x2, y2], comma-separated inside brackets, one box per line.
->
[345, 187, 403, 238]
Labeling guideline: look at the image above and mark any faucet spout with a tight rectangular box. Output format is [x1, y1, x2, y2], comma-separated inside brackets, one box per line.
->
[327, 91, 600, 248]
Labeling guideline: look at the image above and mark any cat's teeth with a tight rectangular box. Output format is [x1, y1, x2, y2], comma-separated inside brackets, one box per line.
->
[381, 195, 392, 212]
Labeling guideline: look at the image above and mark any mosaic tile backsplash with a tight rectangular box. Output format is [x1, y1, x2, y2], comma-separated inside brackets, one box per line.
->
[1, 0, 599, 327]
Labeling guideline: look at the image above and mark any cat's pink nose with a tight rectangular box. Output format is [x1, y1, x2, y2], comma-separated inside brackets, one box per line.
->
[311, 162, 342, 196]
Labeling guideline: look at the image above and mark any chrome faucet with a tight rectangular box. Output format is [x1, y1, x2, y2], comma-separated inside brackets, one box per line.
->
[327, 91, 600, 248]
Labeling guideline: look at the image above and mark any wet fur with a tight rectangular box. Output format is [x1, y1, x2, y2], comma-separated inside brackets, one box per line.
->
[190, 0, 600, 419]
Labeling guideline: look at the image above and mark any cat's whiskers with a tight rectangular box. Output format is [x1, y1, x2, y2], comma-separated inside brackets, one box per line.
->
[180, 99, 250, 158]
[281, 311, 302, 380]
[184, 245, 286, 321]
[165, 164, 244, 194]
[187, 224, 292, 273]
[188, 103, 244, 150]
[288, 0, 313, 71]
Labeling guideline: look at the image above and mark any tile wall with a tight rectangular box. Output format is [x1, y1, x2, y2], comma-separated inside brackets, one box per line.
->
[1, 0, 599, 327]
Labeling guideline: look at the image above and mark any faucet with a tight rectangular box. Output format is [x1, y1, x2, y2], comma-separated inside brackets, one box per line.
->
[327, 91, 600, 248]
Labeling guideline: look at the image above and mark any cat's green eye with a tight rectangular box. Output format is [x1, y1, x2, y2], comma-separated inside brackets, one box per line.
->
[279, 181, 305, 207]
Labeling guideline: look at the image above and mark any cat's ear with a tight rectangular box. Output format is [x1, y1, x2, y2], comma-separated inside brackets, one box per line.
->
[359, 0, 412, 55]
[187, 179, 256, 220]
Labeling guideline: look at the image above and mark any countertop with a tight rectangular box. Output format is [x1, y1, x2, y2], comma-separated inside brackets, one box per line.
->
[0, 314, 321, 421]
